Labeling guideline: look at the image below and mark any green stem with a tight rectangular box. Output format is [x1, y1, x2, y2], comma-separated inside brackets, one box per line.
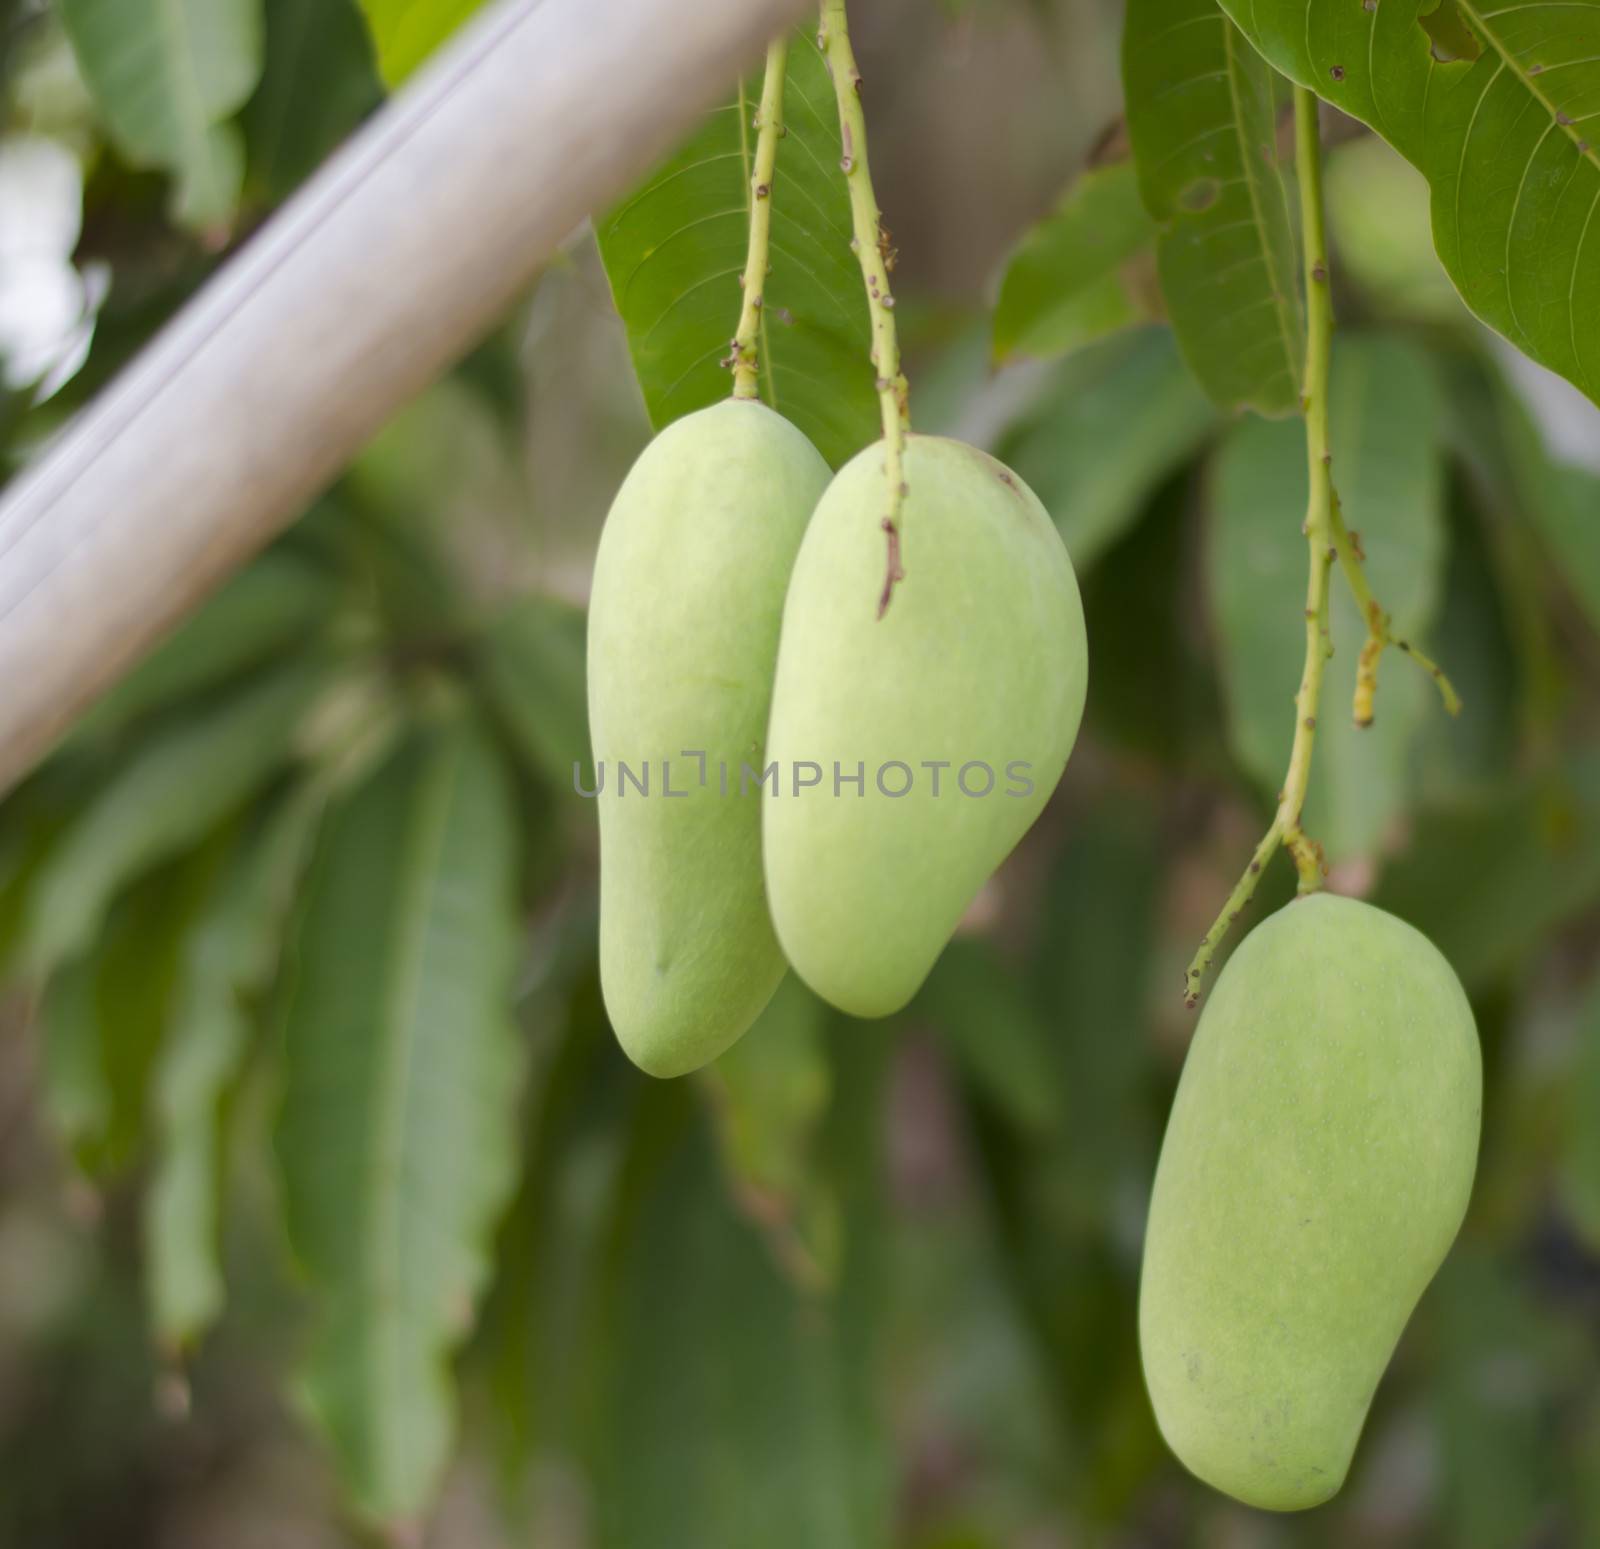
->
[730, 37, 789, 402]
[819, 0, 910, 618]
[1184, 86, 1336, 1006]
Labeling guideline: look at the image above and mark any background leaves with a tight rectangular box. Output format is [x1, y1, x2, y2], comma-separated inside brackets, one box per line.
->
[1123, 0, 1304, 416]
[1215, 0, 1600, 409]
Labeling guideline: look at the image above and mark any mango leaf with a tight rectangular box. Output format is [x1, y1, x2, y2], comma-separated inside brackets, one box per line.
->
[913, 939, 1060, 1135]
[595, 26, 878, 469]
[38, 846, 223, 1178]
[702, 975, 837, 1287]
[67, 551, 338, 749]
[276, 718, 524, 1524]
[1208, 335, 1447, 863]
[1214, 0, 1600, 409]
[59, 0, 263, 231]
[590, 1056, 891, 1549]
[356, 0, 484, 87]
[478, 592, 590, 798]
[991, 161, 1158, 364]
[144, 782, 326, 1353]
[1000, 328, 1218, 569]
[20, 655, 332, 978]
[1123, 0, 1304, 416]
[1561, 973, 1600, 1248]
[244, 0, 382, 199]
[1374, 750, 1600, 987]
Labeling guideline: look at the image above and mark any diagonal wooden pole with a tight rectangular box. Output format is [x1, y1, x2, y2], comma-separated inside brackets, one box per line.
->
[0, 0, 809, 794]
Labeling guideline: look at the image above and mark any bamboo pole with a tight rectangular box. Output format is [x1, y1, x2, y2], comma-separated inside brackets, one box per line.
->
[0, 0, 809, 793]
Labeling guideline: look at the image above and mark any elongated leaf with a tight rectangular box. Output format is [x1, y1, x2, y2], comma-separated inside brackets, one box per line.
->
[1123, 0, 1304, 415]
[1374, 750, 1600, 986]
[144, 783, 326, 1352]
[68, 551, 337, 749]
[1209, 335, 1447, 862]
[913, 940, 1060, 1135]
[702, 976, 839, 1287]
[59, 0, 263, 230]
[22, 655, 331, 978]
[478, 593, 589, 798]
[596, 27, 878, 468]
[991, 161, 1158, 364]
[1561, 974, 1600, 1248]
[276, 719, 524, 1523]
[38, 847, 223, 1177]
[1214, 0, 1600, 408]
[244, 0, 382, 199]
[592, 1063, 890, 1549]
[356, 0, 484, 87]
[1001, 328, 1217, 568]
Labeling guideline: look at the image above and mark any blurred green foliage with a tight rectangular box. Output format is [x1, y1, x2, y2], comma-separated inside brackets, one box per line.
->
[1, 0, 1600, 1545]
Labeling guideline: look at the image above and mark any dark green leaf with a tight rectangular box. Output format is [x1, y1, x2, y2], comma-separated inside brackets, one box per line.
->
[1000, 328, 1217, 569]
[22, 655, 332, 978]
[595, 28, 878, 468]
[1214, 0, 1600, 408]
[1123, 0, 1304, 415]
[276, 717, 524, 1523]
[244, 0, 382, 200]
[1208, 335, 1447, 862]
[144, 782, 327, 1352]
[59, 0, 263, 230]
[991, 161, 1158, 364]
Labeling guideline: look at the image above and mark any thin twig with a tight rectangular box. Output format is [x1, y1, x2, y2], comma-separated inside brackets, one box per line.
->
[819, 0, 910, 618]
[729, 36, 788, 401]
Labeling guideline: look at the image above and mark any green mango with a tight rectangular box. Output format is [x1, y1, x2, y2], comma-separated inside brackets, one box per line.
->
[588, 400, 829, 1077]
[1140, 893, 1481, 1510]
[763, 436, 1087, 1017]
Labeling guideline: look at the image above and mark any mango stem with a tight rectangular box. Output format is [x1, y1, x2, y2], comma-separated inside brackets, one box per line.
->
[1184, 87, 1339, 1006]
[819, 0, 910, 618]
[729, 37, 789, 402]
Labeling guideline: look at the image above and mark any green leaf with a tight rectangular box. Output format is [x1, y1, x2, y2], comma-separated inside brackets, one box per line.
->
[591, 1062, 891, 1549]
[1374, 750, 1600, 987]
[699, 977, 843, 1292]
[991, 161, 1158, 364]
[22, 655, 331, 978]
[595, 27, 879, 468]
[1123, 0, 1304, 416]
[1560, 974, 1600, 1249]
[244, 0, 382, 199]
[276, 718, 524, 1524]
[913, 940, 1060, 1135]
[59, 0, 263, 230]
[38, 847, 223, 1178]
[1208, 335, 1447, 862]
[1000, 328, 1218, 569]
[1214, 0, 1600, 408]
[478, 592, 590, 798]
[356, 0, 484, 87]
[144, 783, 327, 1353]
[68, 551, 338, 749]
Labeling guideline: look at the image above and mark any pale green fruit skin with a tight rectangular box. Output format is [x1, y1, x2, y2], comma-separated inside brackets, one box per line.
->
[1140, 894, 1481, 1511]
[763, 435, 1087, 1018]
[588, 400, 829, 1078]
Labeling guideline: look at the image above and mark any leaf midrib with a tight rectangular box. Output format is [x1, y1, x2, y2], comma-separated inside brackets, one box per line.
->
[364, 740, 461, 1485]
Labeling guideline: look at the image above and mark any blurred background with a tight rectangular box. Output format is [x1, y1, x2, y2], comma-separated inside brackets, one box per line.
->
[3, 0, 1600, 1544]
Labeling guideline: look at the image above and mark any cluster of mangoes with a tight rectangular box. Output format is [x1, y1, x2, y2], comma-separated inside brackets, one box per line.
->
[586, 398, 1482, 1513]
[587, 398, 1087, 1074]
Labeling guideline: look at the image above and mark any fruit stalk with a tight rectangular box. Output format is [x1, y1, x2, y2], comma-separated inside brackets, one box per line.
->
[730, 36, 789, 402]
[819, 0, 910, 618]
[1184, 87, 1340, 1006]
